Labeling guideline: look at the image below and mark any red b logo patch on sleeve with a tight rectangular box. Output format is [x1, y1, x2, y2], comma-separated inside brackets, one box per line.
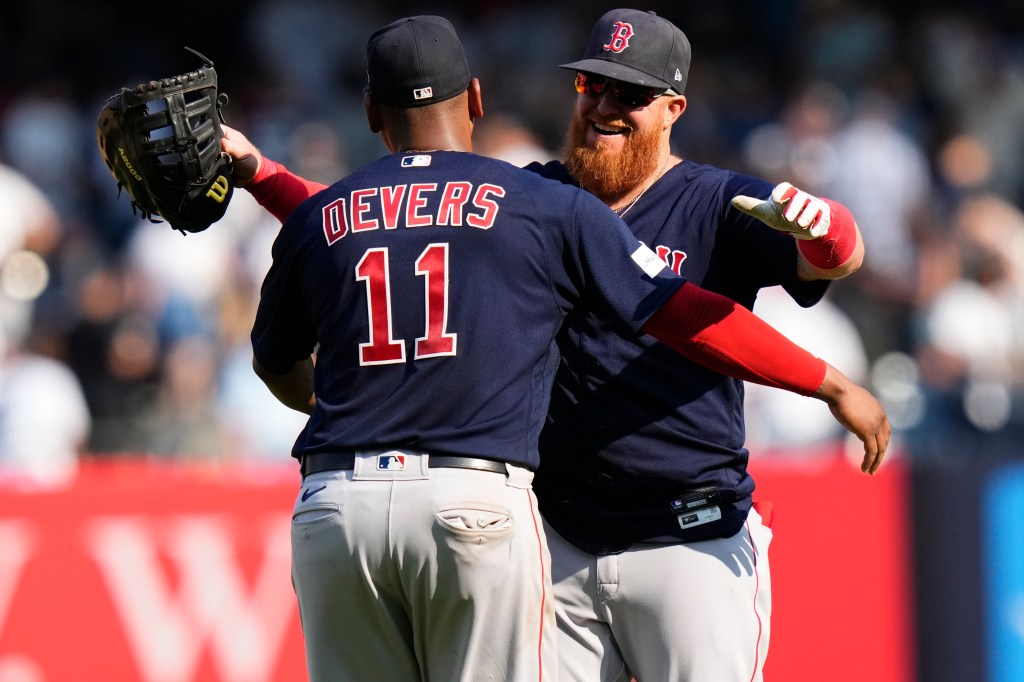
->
[603, 21, 634, 53]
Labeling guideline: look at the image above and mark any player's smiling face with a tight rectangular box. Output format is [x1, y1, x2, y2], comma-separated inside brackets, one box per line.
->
[571, 81, 665, 154]
[562, 76, 686, 202]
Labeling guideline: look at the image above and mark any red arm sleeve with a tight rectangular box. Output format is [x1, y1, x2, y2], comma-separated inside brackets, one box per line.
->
[246, 158, 328, 224]
[641, 282, 826, 396]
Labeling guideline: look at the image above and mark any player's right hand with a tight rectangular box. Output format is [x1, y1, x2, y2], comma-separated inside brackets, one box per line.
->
[221, 125, 262, 187]
[731, 182, 830, 240]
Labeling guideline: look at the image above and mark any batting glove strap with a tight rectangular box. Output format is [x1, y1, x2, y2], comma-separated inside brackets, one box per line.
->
[796, 197, 857, 269]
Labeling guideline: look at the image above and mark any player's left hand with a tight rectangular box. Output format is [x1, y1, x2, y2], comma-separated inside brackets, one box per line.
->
[816, 363, 891, 475]
[221, 125, 263, 187]
[731, 182, 830, 240]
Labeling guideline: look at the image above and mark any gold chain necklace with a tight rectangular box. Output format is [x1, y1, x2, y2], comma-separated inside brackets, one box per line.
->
[613, 158, 672, 218]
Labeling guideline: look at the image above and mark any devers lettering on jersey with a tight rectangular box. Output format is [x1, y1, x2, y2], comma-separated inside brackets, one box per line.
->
[321, 179, 507, 245]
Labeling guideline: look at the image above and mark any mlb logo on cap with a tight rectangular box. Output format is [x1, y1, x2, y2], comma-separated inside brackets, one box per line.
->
[413, 87, 433, 100]
[378, 453, 406, 470]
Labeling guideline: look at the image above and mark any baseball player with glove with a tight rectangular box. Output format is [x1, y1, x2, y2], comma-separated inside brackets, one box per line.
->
[218, 10, 888, 679]
[96, 49, 234, 235]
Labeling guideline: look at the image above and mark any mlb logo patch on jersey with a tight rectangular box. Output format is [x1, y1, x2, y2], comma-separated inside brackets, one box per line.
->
[377, 454, 406, 470]
[631, 242, 666, 277]
[401, 155, 432, 168]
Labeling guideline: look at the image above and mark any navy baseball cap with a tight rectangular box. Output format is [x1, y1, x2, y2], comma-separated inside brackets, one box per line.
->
[560, 9, 691, 94]
[366, 15, 472, 108]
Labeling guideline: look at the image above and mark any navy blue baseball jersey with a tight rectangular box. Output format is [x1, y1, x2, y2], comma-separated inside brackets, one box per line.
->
[528, 159, 829, 554]
[251, 151, 685, 472]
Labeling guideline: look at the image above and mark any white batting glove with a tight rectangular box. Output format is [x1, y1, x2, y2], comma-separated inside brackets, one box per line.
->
[730, 182, 830, 240]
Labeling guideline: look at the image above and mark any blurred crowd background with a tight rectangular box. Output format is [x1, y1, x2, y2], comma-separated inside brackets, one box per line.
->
[1, 0, 1023, 488]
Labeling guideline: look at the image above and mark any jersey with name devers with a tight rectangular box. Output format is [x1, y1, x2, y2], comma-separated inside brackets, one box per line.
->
[251, 151, 685, 472]
[527, 159, 830, 555]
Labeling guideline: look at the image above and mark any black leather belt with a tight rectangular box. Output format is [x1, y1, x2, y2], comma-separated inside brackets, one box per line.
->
[301, 451, 508, 478]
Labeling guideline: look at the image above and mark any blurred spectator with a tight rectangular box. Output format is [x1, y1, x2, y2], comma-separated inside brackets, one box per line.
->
[0, 163, 59, 258]
[475, 113, 556, 167]
[216, 342, 311, 463]
[244, 0, 371, 119]
[65, 263, 161, 454]
[285, 120, 351, 185]
[919, 12, 1024, 203]
[143, 336, 225, 459]
[741, 80, 847, 191]
[1, 85, 90, 219]
[908, 193, 1024, 456]
[0, 314, 89, 490]
[123, 214, 237, 342]
[0, 162, 60, 343]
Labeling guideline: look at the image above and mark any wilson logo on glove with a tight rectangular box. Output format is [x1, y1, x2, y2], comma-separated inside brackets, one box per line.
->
[206, 175, 231, 203]
[96, 48, 234, 235]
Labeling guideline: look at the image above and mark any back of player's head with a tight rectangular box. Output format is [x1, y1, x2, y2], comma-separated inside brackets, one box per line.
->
[366, 16, 472, 108]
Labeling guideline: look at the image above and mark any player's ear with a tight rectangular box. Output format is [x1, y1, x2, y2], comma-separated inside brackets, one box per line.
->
[467, 78, 483, 121]
[664, 95, 686, 128]
[365, 91, 382, 133]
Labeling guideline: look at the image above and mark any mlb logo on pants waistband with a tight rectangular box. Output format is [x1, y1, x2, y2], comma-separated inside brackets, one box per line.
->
[377, 453, 406, 470]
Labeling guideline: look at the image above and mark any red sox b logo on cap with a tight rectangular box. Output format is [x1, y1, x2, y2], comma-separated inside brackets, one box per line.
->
[603, 21, 634, 53]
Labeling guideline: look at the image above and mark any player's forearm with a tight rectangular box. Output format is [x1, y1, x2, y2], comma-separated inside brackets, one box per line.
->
[246, 158, 327, 223]
[641, 282, 826, 396]
[253, 356, 315, 415]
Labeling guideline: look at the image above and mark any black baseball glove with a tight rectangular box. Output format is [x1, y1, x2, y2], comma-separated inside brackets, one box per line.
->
[96, 49, 233, 234]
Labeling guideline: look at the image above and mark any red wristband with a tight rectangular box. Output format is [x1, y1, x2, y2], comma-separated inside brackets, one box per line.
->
[642, 282, 826, 396]
[797, 198, 856, 269]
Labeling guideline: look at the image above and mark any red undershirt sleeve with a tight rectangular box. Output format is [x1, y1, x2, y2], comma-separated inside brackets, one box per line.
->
[246, 158, 328, 224]
[641, 282, 826, 396]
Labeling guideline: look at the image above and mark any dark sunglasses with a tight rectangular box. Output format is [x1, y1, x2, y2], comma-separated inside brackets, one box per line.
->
[574, 72, 672, 108]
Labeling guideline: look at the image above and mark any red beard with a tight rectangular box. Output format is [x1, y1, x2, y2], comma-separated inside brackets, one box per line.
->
[562, 114, 663, 204]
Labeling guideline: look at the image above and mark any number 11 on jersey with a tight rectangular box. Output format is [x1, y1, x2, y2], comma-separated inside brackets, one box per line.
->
[355, 243, 458, 366]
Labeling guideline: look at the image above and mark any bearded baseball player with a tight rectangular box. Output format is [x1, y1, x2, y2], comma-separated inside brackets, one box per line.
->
[228, 11, 887, 682]
[530, 9, 871, 682]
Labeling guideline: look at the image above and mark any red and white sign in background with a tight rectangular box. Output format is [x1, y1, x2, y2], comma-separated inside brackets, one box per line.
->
[0, 455, 912, 681]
